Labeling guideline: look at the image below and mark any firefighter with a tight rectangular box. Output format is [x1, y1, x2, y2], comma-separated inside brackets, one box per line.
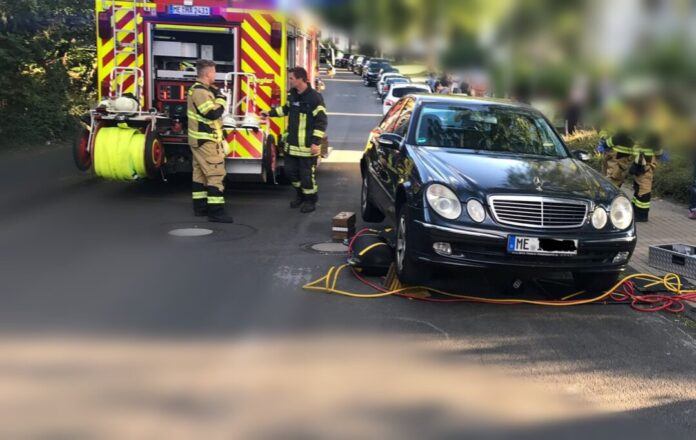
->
[262, 67, 328, 213]
[597, 97, 666, 222]
[187, 59, 234, 223]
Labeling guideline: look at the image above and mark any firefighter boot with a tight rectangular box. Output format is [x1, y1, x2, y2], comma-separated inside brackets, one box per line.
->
[300, 193, 317, 213]
[207, 187, 234, 223]
[290, 187, 304, 209]
[208, 203, 235, 223]
[193, 199, 208, 217]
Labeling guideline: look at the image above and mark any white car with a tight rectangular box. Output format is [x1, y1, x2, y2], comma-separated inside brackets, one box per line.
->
[376, 72, 405, 97]
[382, 83, 432, 115]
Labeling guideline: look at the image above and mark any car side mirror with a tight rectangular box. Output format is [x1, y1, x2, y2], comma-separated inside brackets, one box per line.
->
[572, 149, 591, 162]
[378, 133, 402, 150]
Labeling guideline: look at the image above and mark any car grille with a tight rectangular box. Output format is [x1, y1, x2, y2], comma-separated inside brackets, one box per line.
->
[488, 196, 589, 229]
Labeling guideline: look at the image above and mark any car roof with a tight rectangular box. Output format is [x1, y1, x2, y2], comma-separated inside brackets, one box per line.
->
[391, 83, 430, 89]
[411, 94, 532, 110]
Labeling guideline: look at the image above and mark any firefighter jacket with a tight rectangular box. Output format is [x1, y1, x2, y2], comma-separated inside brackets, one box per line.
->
[269, 86, 327, 157]
[599, 129, 664, 158]
[187, 82, 226, 148]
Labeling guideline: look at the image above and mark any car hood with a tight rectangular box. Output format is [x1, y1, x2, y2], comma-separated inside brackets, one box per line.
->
[410, 147, 617, 202]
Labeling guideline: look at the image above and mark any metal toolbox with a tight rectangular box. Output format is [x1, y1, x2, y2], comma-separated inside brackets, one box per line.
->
[648, 244, 696, 280]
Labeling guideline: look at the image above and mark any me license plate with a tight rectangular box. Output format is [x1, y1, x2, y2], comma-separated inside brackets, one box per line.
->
[507, 235, 578, 256]
[169, 5, 211, 16]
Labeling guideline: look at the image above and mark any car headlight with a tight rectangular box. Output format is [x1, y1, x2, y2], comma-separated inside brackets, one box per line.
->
[466, 199, 486, 223]
[426, 184, 462, 220]
[591, 207, 608, 229]
[610, 196, 633, 230]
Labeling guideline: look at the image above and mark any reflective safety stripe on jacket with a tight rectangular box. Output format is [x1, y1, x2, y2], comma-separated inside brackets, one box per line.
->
[187, 82, 226, 147]
[269, 86, 328, 156]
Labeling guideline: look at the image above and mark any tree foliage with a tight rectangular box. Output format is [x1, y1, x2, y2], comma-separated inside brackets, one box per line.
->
[0, 0, 95, 146]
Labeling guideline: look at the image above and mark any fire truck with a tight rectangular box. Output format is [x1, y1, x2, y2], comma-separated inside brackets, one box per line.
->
[74, 0, 320, 183]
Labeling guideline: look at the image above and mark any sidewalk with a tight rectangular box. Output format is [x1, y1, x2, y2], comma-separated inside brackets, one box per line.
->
[628, 193, 696, 318]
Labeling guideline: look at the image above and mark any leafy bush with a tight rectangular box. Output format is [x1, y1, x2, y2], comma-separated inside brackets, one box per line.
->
[563, 130, 694, 204]
[0, 0, 95, 147]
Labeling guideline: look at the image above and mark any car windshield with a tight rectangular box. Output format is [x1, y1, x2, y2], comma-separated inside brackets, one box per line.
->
[392, 87, 430, 98]
[415, 104, 568, 157]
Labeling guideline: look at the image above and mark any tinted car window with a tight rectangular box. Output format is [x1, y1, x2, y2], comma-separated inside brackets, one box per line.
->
[369, 62, 391, 72]
[380, 100, 407, 132]
[392, 99, 415, 137]
[415, 104, 567, 157]
[386, 78, 409, 85]
[392, 87, 430, 98]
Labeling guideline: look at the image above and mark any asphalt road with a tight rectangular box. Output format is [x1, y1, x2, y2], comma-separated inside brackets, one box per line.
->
[1, 70, 695, 439]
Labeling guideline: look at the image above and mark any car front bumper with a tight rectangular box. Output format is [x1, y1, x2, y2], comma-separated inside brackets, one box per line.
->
[409, 215, 637, 274]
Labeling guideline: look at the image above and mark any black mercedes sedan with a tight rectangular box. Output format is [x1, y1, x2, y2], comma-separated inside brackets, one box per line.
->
[360, 95, 637, 290]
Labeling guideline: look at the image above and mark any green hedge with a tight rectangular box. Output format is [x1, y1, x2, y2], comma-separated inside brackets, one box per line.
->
[564, 131, 693, 204]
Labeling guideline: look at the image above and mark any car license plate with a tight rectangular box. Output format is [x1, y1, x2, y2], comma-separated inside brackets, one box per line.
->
[169, 5, 211, 16]
[507, 235, 578, 256]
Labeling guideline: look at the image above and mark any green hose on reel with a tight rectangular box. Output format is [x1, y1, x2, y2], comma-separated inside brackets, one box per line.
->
[93, 123, 161, 181]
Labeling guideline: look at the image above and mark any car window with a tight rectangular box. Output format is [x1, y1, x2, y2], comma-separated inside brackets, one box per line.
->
[414, 104, 568, 157]
[392, 87, 430, 98]
[380, 100, 407, 132]
[392, 99, 415, 137]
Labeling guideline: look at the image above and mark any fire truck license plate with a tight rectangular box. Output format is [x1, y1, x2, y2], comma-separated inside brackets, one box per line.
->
[507, 235, 578, 256]
[169, 5, 211, 16]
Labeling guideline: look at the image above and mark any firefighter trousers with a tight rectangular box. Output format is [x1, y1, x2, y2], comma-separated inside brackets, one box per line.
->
[285, 155, 318, 196]
[191, 141, 226, 212]
[604, 150, 656, 220]
[191, 141, 226, 192]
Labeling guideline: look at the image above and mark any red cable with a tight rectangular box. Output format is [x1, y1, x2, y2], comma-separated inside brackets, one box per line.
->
[346, 232, 696, 312]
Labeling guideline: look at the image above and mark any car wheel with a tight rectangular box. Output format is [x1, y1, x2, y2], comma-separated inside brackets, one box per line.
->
[572, 271, 622, 293]
[361, 173, 385, 222]
[395, 206, 431, 285]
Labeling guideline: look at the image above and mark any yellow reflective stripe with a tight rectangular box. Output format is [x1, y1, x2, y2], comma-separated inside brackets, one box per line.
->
[187, 110, 214, 124]
[207, 196, 225, 204]
[298, 113, 307, 148]
[214, 98, 227, 107]
[635, 147, 661, 156]
[275, 106, 285, 117]
[632, 198, 650, 209]
[312, 106, 326, 116]
[302, 164, 318, 194]
[288, 145, 314, 157]
[192, 191, 208, 200]
[312, 130, 325, 138]
[189, 130, 221, 141]
[197, 100, 216, 113]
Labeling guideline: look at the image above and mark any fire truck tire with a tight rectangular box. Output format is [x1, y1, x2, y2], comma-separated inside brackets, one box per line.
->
[73, 127, 93, 172]
[262, 134, 277, 184]
[144, 127, 165, 179]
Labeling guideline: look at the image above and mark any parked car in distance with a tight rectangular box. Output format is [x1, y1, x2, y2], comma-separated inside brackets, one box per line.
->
[364, 59, 392, 86]
[352, 56, 367, 74]
[377, 72, 404, 96]
[350, 55, 364, 72]
[382, 83, 431, 115]
[336, 54, 351, 68]
[360, 95, 636, 289]
[357, 57, 371, 76]
[380, 76, 411, 100]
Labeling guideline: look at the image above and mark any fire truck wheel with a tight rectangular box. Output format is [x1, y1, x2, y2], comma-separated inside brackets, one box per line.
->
[73, 127, 93, 171]
[144, 127, 165, 179]
[262, 135, 277, 184]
